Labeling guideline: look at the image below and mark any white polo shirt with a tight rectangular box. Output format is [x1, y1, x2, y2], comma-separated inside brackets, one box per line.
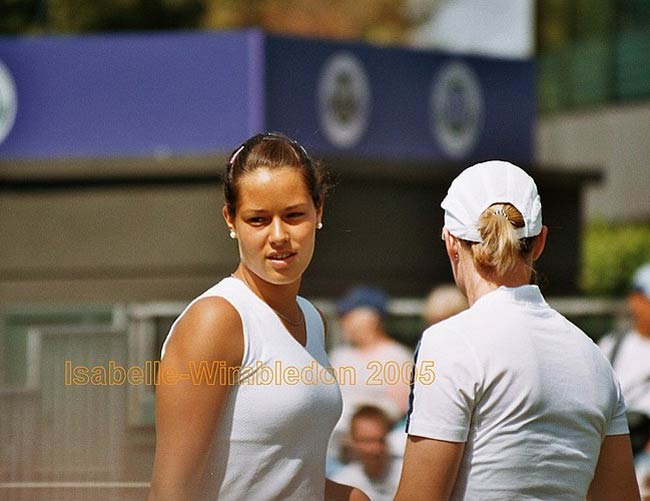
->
[407, 285, 628, 500]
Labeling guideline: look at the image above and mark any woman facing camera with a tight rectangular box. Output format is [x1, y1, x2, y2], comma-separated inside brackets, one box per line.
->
[150, 133, 367, 500]
[396, 161, 640, 500]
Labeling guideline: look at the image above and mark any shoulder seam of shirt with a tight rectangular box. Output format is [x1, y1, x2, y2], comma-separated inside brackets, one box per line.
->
[424, 318, 485, 397]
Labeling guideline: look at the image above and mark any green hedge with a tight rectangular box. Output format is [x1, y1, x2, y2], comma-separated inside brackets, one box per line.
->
[582, 220, 650, 295]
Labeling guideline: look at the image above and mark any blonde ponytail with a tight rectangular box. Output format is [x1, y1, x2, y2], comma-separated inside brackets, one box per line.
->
[470, 203, 533, 276]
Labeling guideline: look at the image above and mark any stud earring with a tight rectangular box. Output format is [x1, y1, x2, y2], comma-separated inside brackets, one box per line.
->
[229, 230, 236, 239]
[317, 222, 323, 230]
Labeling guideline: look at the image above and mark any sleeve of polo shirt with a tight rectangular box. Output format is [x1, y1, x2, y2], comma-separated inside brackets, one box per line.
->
[406, 325, 479, 443]
[606, 373, 629, 436]
[596, 333, 615, 359]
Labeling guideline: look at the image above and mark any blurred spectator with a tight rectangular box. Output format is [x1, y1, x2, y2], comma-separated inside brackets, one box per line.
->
[421, 283, 468, 327]
[599, 263, 650, 495]
[328, 286, 413, 453]
[330, 406, 402, 501]
[599, 263, 650, 453]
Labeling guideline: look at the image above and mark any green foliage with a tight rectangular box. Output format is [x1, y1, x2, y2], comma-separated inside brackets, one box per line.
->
[0, 0, 43, 34]
[46, 0, 205, 33]
[581, 220, 650, 295]
[2, 0, 416, 42]
[0, 0, 205, 34]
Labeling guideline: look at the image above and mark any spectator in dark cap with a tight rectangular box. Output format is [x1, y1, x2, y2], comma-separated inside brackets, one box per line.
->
[336, 286, 389, 318]
[328, 286, 412, 465]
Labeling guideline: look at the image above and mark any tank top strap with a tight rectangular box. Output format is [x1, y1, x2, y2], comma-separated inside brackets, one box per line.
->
[213, 278, 329, 368]
[297, 296, 325, 352]
[160, 276, 254, 360]
[162, 277, 328, 367]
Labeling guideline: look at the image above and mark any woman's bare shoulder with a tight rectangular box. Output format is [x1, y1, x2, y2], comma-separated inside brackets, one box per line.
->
[163, 296, 243, 366]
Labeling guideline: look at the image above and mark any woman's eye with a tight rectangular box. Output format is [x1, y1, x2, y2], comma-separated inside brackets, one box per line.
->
[287, 212, 304, 219]
[247, 217, 265, 224]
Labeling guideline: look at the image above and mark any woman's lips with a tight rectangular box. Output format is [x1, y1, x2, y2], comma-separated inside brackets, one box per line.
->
[267, 252, 297, 268]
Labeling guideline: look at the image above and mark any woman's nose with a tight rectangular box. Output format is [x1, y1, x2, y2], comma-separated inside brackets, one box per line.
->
[269, 218, 289, 243]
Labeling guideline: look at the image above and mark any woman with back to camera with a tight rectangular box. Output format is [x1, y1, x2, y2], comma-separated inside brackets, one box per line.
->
[396, 161, 640, 500]
[149, 133, 368, 500]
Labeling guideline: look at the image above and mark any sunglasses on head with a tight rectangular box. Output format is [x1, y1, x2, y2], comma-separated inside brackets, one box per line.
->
[227, 132, 311, 169]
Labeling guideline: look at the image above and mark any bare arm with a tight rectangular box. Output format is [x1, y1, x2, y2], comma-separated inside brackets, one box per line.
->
[325, 479, 369, 501]
[395, 435, 465, 501]
[587, 434, 640, 501]
[149, 297, 244, 501]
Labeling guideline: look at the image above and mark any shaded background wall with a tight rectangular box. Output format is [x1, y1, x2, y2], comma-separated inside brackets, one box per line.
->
[0, 161, 597, 305]
[0, 31, 542, 304]
[1, 1, 649, 498]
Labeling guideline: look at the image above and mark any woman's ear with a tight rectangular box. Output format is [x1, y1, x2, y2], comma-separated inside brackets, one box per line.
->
[531, 225, 548, 261]
[443, 228, 459, 262]
[222, 205, 234, 234]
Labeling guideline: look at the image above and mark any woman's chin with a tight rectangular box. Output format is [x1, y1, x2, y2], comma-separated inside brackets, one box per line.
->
[253, 268, 303, 287]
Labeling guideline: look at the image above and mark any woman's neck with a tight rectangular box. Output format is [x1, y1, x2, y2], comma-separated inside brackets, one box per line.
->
[464, 278, 497, 307]
[463, 264, 532, 307]
[232, 265, 301, 311]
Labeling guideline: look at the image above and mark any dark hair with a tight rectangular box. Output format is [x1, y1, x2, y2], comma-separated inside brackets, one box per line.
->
[223, 132, 330, 217]
[351, 405, 393, 432]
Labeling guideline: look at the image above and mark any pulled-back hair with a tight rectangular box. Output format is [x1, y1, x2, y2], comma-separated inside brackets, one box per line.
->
[469, 203, 536, 276]
[223, 132, 330, 217]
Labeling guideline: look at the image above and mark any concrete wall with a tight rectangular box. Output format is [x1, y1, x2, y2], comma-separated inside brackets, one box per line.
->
[0, 160, 594, 305]
[0, 183, 235, 305]
[537, 101, 650, 222]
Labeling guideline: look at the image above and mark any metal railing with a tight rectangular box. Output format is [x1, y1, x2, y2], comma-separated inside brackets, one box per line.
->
[0, 295, 629, 496]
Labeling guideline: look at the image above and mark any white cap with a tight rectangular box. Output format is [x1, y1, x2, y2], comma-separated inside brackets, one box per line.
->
[631, 263, 650, 298]
[441, 160, 542, 242]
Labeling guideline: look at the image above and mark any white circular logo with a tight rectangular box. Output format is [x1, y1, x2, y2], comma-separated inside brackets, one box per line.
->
[430, 62, 484, 159]
[0, 60, 18, 146]
[318, 52, 370, 148]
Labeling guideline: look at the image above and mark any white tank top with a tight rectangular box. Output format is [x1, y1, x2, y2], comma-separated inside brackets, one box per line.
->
[162, 276, 343, 500]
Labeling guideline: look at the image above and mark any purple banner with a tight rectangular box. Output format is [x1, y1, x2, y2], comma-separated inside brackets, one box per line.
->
[0, 30, 264, 160]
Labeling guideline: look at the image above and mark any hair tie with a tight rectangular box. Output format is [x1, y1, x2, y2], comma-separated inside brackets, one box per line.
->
[492, 208, 509, 220]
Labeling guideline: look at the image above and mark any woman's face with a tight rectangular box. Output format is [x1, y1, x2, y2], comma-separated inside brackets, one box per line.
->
[224, 167, 322, 286]
[629, 292, 650, 337]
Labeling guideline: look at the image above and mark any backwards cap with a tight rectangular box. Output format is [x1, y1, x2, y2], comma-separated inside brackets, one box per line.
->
[441, 160, 542, 242]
